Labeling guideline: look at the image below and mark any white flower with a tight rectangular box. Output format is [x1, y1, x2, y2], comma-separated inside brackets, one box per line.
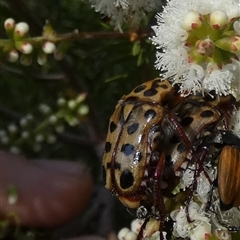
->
[151, 0, 240, 98]
[171, 202, 211, 239]
[89, 0, 162, 30]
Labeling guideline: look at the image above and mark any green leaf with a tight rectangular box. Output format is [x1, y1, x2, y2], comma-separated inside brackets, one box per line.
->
[132, 41, 141, 56]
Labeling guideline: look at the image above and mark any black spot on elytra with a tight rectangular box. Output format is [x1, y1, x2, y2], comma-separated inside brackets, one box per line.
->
[127, 123, 139, 135]
[169, 134, 180, 144]
[177, 142, 187, 153]
[133, 151, 142, 162]
[143, 88, 158, 97]
[152, 79, 161, 84]
[144, 109, 156, 120]
[120, 169, 134, 189]
[105, 142, 112, 153]
[133, 84, 147, 93]
[110, 121, 117, 133]
[181, 116, 194, 126]
[152, 81, 160, 89]
[102, 166, 106, 186]
[121, 144, 135, 156]
[165, 155, 173, 166]
[200, 110, 214, 118]
[159, 84, 169, 89]
[126, 97, 138, 102]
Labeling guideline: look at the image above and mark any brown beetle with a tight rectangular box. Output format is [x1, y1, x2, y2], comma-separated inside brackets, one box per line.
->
[218, 144, 240, 209]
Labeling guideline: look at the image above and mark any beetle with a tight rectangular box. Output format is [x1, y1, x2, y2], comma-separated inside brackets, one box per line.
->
[102, 78, 239, 238]
[218, 133, 240, 210]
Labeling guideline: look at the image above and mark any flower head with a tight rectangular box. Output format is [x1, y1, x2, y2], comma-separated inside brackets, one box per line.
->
[89, 0, 161, 31]
[151, 0, 240, 98]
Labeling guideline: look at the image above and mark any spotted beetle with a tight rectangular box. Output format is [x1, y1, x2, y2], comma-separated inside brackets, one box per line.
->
[102, 78, 240, 239]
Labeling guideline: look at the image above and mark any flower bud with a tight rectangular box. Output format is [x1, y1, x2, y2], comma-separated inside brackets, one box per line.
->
[216, 36, 240, 53]
[55, 124, 64, 133]
[125, 231, 137, 240]
[26, 114, 33, 121]
[4, 18, 15, 38]
[20, 118, 28, 127]
[195, 39, 214, 56]
[131, 219, 144, 234]
[4, 18, 15, 30]
[68, 100, 77, 109]
[8, 124, 18, 134]
[42, 41, 56, 54]
[14, 22, 29, 37]
[210, 10, 228, 29]
[1, 136, 9, 145]
[190, 222, 211, 240]
[20, 54, 32, 66]
[35, 134, 44, 143]
[68, 117, 79, 126]
[78, 105, 89, 115]
[8, 50, 19, 62]
[118, 228, 131, 240]
[37, 53, 47, 65]
[48, 115, 58, 124]
[21, 131, 30, 139]
[233, 20, 240, 35]
[20, 42, 33, 54]
[180, 10, 202, 31]
[46, 134, 56, 144]
[57, 97, 66, 106]
[0, 130, 6, 137]
[39, 104, 51, 114]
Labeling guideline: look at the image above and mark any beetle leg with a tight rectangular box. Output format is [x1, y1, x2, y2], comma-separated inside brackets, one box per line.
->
[153, 152, 166, 218]
[168, 113, 193, 151]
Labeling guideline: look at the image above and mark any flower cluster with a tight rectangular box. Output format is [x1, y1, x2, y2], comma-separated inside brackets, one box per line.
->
[89, 0, 162, 31]
[0, 94, 89, 154]
[2, 18, 68, 66]
[151, 0, 240, 98]
[171, 202, 211, 240]
[118, 218, 164, 240]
